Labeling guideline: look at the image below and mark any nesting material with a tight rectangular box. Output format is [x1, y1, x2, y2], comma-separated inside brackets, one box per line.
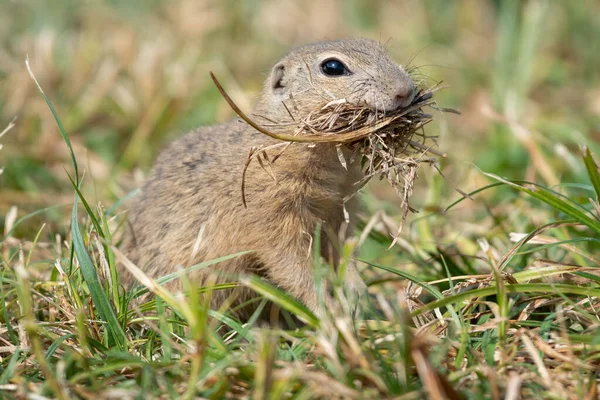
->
[210, 72, 458, 241]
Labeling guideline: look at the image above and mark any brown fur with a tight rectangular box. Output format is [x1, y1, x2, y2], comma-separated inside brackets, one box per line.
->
[121, 38, 416, 320]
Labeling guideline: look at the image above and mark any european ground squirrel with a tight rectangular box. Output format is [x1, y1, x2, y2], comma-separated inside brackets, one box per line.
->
[121, 38, 417, 321]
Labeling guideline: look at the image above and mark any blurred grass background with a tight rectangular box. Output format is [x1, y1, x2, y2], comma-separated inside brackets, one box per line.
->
[1, 0, 599, 266]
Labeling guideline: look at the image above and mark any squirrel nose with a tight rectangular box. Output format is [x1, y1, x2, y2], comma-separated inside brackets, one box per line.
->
[395, 85, 416, 109]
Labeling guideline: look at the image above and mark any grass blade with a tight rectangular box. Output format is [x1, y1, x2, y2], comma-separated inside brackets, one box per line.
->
[411, 283, 600, 317]
[360, 259, 444, 299]
[444, 182, 505, 212]
[66, 172, 104, 239]
[241, 275, 319, 327]
[131, 251, 251, 299]
[26, 58, 78, 183]
[482, 172, 600, 233]
[27, 56, 126, 349]
[72, 197, 127, 349]
[582, 146, 600, 200]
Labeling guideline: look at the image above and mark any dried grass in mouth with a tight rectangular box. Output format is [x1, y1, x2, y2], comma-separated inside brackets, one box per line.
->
[210, 72, 459, 241]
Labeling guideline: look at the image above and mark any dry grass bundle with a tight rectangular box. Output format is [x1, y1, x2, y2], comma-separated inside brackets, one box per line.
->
[210, 73, 458, 239]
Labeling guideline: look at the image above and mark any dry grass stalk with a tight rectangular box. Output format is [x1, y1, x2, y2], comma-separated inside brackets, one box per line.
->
[210, 72, 458, 238]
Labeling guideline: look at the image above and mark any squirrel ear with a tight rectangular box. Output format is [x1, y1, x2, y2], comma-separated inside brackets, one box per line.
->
[271, 63, 286, 92]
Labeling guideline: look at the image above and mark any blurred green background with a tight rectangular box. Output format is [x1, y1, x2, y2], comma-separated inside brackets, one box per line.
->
[1, 0, 599, 267]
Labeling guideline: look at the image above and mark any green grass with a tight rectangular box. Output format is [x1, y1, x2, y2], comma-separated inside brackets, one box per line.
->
[1, 1, 600, 398]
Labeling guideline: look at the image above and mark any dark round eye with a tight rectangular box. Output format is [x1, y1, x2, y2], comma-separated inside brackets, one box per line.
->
[321, 59, 350, 76]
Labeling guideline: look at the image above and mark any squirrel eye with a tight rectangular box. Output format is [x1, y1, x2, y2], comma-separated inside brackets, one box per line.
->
[321, 59, 350, 76]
